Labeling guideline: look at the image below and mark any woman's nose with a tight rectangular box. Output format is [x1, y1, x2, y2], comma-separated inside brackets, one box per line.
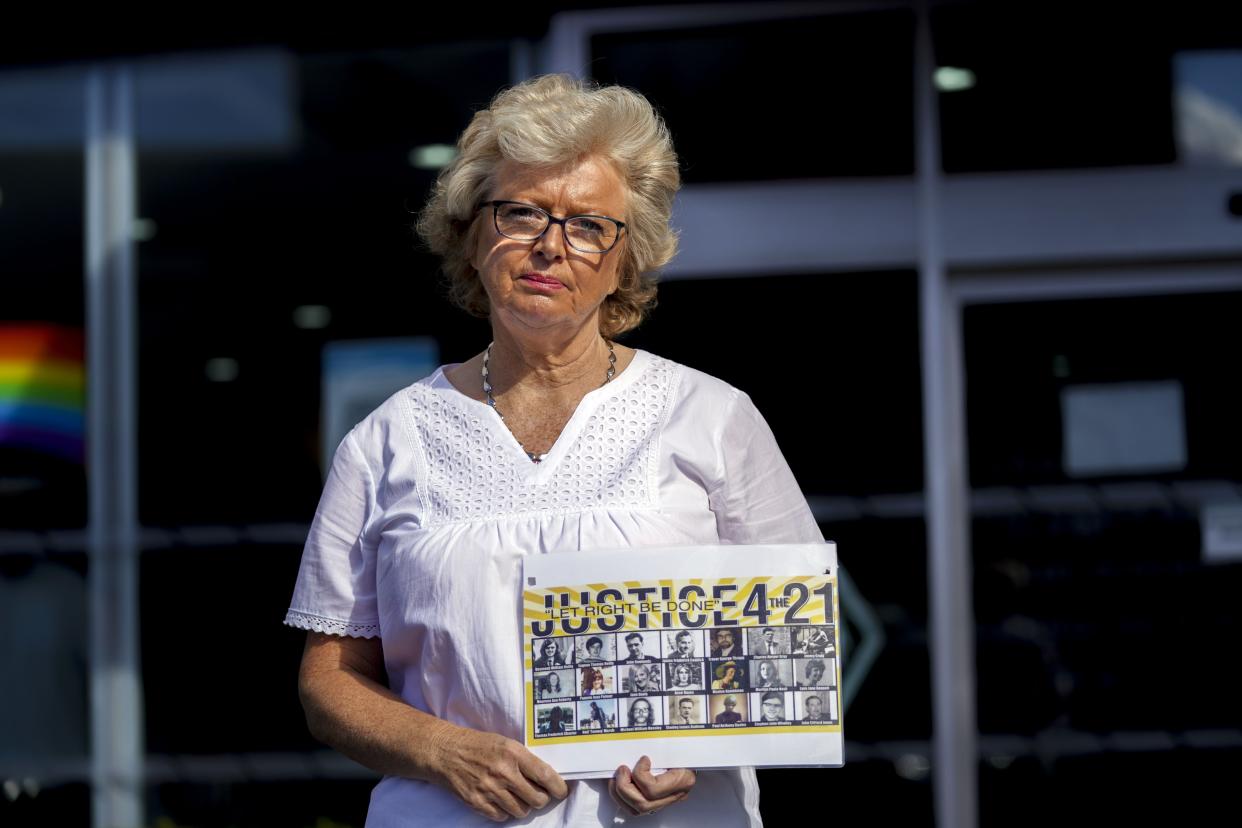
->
[534, 221, 567, 259]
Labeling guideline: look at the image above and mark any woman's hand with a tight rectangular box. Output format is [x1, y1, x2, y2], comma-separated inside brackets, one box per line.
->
[429, 727, 569, 822]
[609, 756, 696, 817]
[300, 633, 566, 822]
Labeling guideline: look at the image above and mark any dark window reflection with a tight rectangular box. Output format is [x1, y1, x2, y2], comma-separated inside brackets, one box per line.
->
[933, 2, 1242, 173]
[1, 67, 87, 531]
[591, 10, 915, 183]
[966, 290, 1242, 813]
[142, 545, 316, 753]
[627, 270, 924, 495]
[964, 291, 1242, 487]
[134, 46, 505, 526]
[0, 553, 88, 760]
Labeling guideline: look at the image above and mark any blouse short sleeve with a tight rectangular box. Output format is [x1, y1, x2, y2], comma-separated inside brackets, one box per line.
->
[284, 429, 381, 638]
[708, 390, 824, 546]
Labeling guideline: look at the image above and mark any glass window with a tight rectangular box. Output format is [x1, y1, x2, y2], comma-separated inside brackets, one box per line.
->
[964, 292, 1242, 487]
[142, 545, 320, 753]
[133, 45, 506, 526]
[1174, 49, 1242, 168]
[934, 3, 1178, 173]
[0, 66, 87, 531]
[964, 290, 1242, 821]
[0, 64, 90, 825]
[590, 10, 915, 183]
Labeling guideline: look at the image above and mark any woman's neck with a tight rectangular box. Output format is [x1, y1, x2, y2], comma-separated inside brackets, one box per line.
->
[487, 320, 610, 397]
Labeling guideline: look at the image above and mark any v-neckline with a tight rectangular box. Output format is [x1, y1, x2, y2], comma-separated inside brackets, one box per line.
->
[431, 349, 650, 484]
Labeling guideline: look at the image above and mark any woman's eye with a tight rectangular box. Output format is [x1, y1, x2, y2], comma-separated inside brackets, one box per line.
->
[502, 205, 544, 222]
[570, 218, 606, 235]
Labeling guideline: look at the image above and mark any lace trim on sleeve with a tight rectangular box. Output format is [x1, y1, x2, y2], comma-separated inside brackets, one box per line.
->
[283, 609, 381, 638]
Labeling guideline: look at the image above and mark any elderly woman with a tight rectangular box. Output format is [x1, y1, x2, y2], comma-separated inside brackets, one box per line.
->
[287, 74, 822, 826]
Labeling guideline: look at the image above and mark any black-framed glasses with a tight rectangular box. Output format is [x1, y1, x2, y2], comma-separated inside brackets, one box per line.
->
[480, 200, 626, 254]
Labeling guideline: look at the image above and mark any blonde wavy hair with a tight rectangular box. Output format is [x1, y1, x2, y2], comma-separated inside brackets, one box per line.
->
[416, 74, 681, 338]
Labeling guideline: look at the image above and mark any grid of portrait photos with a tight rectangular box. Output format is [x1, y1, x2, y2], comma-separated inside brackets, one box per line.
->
[532, 625, 838, 738]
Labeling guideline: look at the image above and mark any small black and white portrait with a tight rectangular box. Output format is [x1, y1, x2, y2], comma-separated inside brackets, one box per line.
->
[709, 693, 748, 725]
[797, 691, 835, 722]
[666, 695, 704, 727]
[645, 663, 663, 691]
[624, 696, 663, 728]
[618, 631, 657, 662]
[575, 633, 615, 664]
[792, 625, 834, 656]
[746, 626, 790, 656]
[579, 665, 615, 696]
[708, 627, 742, 658]
[663, 629, 703, 659]
[664, 661, 704, 691]
[710, 659, 745, 691]
[577, 698, 617, 731]
[532, 637, 570, 668]
[535, 702, 575, 734]
[534, 669, 571, 699]
[794, 657, 836, 688]
[621, 663, 654, 694]
[752, 691, 789, 723]
[748, 658, 791, 690]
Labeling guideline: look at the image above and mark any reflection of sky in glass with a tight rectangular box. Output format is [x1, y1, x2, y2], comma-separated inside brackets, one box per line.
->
[0, 68, 83, 148]
[0, 51, 294, 150]
[1174, 50, 1242, 166]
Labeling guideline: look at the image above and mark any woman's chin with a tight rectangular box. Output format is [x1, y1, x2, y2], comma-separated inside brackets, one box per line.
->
[494, 301, 594, 334]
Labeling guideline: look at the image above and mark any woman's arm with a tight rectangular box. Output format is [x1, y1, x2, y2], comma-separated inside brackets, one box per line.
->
[298, 631, 568, 822]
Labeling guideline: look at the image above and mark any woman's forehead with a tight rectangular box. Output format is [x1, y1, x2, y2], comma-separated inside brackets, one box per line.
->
[489, 155, 627, 214]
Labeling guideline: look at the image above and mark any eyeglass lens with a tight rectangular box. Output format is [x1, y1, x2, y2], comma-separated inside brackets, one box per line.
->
[494, 203, 619, 253]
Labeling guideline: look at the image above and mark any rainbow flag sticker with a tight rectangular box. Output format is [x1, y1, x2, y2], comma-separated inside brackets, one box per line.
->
[0, 324, 85, 463]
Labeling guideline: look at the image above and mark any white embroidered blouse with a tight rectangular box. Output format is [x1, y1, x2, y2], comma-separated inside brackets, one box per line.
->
[284, 350, 823, 827]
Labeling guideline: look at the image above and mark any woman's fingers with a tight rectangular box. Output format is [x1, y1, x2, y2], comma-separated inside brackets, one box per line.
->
[498, 739, 567, 809]
[611, 761, 692, 816]
[630, 756, 696, 801]
[519, 751, 570, 801]
[488, 786, 532, 821]
[439, 730, 568, 820]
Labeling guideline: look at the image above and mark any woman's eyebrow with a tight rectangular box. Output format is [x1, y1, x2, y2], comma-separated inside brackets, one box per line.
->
[498, 194, 619, 217]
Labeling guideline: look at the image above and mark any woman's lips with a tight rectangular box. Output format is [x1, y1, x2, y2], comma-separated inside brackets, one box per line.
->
[519, 273, 564, 290]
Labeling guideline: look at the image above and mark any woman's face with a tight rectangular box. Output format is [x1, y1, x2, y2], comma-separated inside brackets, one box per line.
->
[471, 155, 627, 339]
[632, 700, 650, 725]
[808, 664, 824, 683]
[723, 666, 736, 683]
[675, 665, 691, 684]
[548, 672, 561, 690]
[592, 672, 604, 689]
[760, 661, 774, 680]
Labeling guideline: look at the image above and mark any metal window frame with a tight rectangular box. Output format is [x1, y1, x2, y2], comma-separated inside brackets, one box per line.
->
[85, 65, 143, 828]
